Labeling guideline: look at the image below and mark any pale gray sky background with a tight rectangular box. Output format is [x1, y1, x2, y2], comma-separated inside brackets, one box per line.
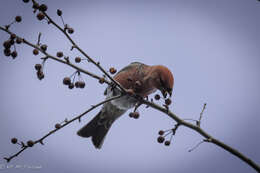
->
[0, 0, 260, 173]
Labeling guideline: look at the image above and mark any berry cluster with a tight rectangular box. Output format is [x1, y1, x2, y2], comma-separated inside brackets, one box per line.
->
[2, 14, 24, 59]
[63, 71, 86, 89]
[10, 138, 34, 148]
[34, 63, 45, 80]
[129, 112, 140, 119]
[157, 124, 179, 146]
[154, 94, 172, 106]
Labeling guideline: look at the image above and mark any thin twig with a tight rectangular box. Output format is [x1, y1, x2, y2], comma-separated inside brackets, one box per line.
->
[37, 32, 41, 46]
[3, 94, 123, 162]
[197, 103, 207, 127]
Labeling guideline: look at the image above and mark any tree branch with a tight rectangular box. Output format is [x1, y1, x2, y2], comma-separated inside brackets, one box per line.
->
[0, 1, 259, 172]
[3, 94, 123, 163]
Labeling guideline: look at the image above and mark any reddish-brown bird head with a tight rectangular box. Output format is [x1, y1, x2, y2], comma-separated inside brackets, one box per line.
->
[150, 65, 174, 97]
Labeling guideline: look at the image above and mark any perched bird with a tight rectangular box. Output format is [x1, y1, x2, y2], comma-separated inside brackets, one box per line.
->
[77, 62, 174, 148]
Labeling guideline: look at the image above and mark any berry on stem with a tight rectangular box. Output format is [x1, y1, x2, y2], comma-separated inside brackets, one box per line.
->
[158, 130, 164, 135]
[33, 49, 39, 55]
[132, 112, 140, 119]
[75, 57, 81, 63]
[40, 44, 47, 51]
[56, 51, 63, 58]
[11, 51, 17, 59]
[4, 49, 11, 56]
[3, 40, 11, 49]
[67, 28, 74, 34]
[157, 136, 165, 143]
[15, 16, 22, 23]
[55, 123, 61, 129]
[78, 81, 85, 88]
[39, 4, 48, 12]
[164, 141, 171, 146]
[16, 37, 22, 44]
[10, 34, 16, 40]
[63, 77, 71, 85]
[57, 9, 62, 16]
[34, 64, 42, 71]
[129, 112, 134, 118]
[37, 12, 45, 21]
[165, 98, 172, 105]
[37, 71, 44, 80]
[109, 67, 117, 74]
[11, 138, 18, 144]
[27, 140, 34, 147]
[75, 81, 80, 88]
[68, 83, 74, 89]
[32, 3, 39, 10]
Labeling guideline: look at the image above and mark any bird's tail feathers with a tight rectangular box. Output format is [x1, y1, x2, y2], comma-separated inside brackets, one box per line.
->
[77, 111, 113, 149]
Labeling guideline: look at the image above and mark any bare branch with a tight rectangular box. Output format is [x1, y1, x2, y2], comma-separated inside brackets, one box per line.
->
[3, 94, 123, 162]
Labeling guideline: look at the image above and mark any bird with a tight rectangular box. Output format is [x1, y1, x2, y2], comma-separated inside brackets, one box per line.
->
[77, 62, 174, 149]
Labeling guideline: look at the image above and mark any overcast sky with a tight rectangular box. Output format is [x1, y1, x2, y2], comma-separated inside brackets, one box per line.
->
[0, 0, 260, 173]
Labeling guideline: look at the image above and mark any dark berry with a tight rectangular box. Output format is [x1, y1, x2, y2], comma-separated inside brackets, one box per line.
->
[109, 67, 117, 74]
[67, 28, 74, 34]
[154, 94, 160, 100]
[129, 112, 134, 118]
[75, 81, 80, 88]
[75, 57, 81, 63]
[23, 0, 30, 3]
[27, 140, 34, 147]
[56, 51, 63, 58]
[11, 51, 17, 59]
[55, 123, 61, 129]
[158, 130, 164, 135]
[15, 16, 22, 23]
[39, 4, 48, 12]
[63, 77, 71, 85]
[33, 49, 39, 55]
[34, 64, 42, 71]
[16, 37, 22, 44]
[99, 77, 105, 84]
[3, 40, 11, 49]
[132, 112, 140, 119]
[68, 83, 74, 89]
[32, 3, 39, 9]
[37, 12, 45, 20]
[78, 81, 85, 88]
[11, 138, 18, 144]
[37, 71, 44, 80]
[164, 141, 171, 146]
[57, 9, 62, 16]
[4, 49, 11, 56]
[165, 98, 172, 105]
[157, 136, 165, 143]
[9, 39, 14, 45]
[40, 44, 47, 51]
[10, 34, 16, 40]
